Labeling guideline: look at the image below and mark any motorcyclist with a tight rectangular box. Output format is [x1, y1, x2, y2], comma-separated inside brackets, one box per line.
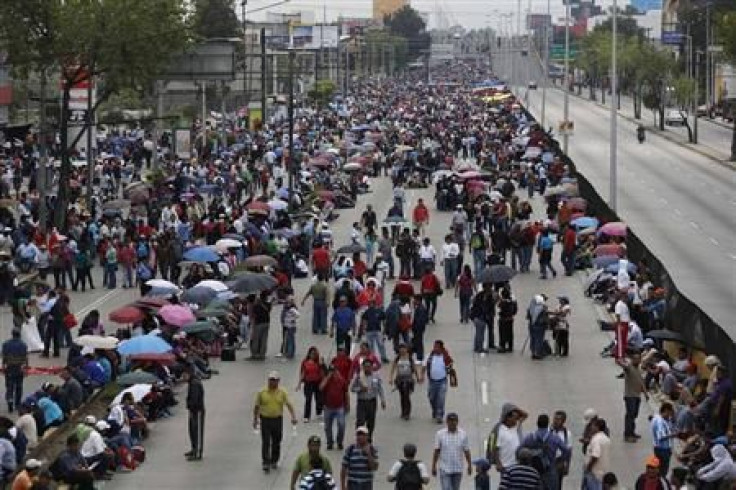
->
[636, 124, 645, 143]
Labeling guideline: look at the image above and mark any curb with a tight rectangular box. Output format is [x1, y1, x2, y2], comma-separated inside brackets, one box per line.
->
[565, 90, 735, 172]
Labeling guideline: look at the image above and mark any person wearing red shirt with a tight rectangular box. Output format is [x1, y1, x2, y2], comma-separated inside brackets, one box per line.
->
[297, 347, 325, 423]
[420, 268, 442, 322]
[350, 342, 382, 380]
[311, 244, 331, 277]
[561, 226, 577, 276]
[136, 219, 153, 238]
[393, 276, 415, 299]
[330, 346, 352, 382]
[412, 198, 430, 237]
[319, 364, 348, 450]
[352, 252, 367, 281]
[118, 240, 136, 288]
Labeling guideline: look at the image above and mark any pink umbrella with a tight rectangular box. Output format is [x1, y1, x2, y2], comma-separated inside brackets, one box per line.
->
[459, 170, 482, 179]
[158, 304, 196, 327]
[598, 221, 627, 237]
[594, 244, 624, 258]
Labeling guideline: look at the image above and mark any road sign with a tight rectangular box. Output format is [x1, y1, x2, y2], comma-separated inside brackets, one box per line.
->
[558, 120, 575, 136]
[550, 44, 577, 61]
[661, 31, 684, 45]
[707, 45, 723, 53]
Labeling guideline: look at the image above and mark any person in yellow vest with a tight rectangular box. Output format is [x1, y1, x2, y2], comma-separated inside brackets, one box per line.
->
[253, 371, 298, 473]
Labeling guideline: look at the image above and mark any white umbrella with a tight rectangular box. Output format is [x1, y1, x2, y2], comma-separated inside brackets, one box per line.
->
[326, 148, 340, 155]
[215, 238, 242, 253]
[268, 199, 288, 211]
[194, 280, 229, 292]
[75, 335, 119, 350]
[110, 384, 153, 406]
[342, 162, 362, 172]
[145, 279, 178, 290]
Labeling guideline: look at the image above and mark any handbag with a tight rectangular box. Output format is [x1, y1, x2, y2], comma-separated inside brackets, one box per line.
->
[63, 313, 78, 329]
[448, 367, 458, 388]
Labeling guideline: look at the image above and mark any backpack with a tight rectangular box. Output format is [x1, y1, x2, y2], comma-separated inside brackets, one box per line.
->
[527, 432, 552, 474]
[137, 262, 153, 281]
[136, 242, 149, 259]
[309, 470, 333, 490]
[470, 232, 484, 251]
[395, 459, 423, 490]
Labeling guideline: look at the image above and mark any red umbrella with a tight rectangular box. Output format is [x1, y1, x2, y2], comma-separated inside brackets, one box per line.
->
[317, 190, 335, 200]
[134, 297, 170, 310]
[598, 221, 628, 237]
[128, 353, 176, 365]
[459, 170, 482, 179]
[309, 159, 332, 169]
[109, 305, 144, 324]
[348, 156, 370, 166]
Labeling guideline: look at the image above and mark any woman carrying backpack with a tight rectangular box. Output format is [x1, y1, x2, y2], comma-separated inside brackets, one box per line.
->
[388, 344, 420, 420]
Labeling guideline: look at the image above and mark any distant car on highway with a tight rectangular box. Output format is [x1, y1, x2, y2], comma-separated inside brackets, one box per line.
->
[664, 109, 687, 126]
[528, 81, 537, 90]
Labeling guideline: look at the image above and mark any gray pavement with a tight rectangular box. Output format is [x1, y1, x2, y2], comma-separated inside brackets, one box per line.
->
[78, 175, 656, 489]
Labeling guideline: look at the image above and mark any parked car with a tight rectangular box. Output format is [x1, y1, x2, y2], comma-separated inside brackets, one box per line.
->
[664, 109, 687, 126]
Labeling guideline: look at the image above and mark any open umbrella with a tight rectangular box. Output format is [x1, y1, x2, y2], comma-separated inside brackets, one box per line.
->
[75, 335, 119, 350]
[244, 255, 278, 268]
[268, 199, 288, 211]
[645, 329, 685, 343]
[195, 280, 229, 292]
[342, 162, 362, 172]
[577, 227, 597, 236]
[197, 306, 230, 318]
[594, 244, 624, 258]
[592, 256, 620, 269]
[135, 297, 170, 309]
[117, 372, 160, 386]
[109, 306, 144, 324]
[127, 352, 176, 365]
[183, 247, 220, 263]
[183, 320, 216, 335]
[215, 238, 242, 253]
[180, 286, 218, 306]
[477, 265, 516, 284]
[117, 335, 172, 356]
[158, 304, 196, 327]
[571, 216, 599, 229]
[111, 384, 153, 406]
[598, 221, 627, 237]
[227, 272, 277, 294]
[336, 243, 366, 254]
[145, 279, 179, 291]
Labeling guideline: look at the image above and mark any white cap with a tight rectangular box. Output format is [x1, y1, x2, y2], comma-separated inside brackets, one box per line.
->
[25, 459, 43, 470]
[583, 408, 597, 421]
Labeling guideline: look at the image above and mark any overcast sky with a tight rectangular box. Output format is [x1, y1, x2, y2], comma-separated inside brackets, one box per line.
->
[242, 0, 635, 30]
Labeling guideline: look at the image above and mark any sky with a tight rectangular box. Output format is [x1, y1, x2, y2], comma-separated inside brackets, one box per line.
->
[242, 0, 634, 30]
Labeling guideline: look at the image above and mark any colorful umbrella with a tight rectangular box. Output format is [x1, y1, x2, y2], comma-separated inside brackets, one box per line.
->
[180, 286, 217, 306]
[183, 247, 220, 263]
[117, 372, 160, 386]
[109, 306, 144, 324]
[117, 335, 173, 355]
[215, 238, 242, 252]
[158, 304, 196, 327]
[571, 216, 599, 229]
[195, 280, 229, 292]
[594, 244, 624, 258]
[598, 221, 627, 237]
[127, 353, 176, 365]
[145, 279, 179, 291]
[244, 255, 278, 268]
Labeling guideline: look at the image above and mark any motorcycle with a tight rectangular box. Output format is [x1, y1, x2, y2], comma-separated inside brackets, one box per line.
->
[636, 125, 645, 144]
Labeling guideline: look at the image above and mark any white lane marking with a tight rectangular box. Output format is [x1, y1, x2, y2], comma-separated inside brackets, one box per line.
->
[689, 221, 699, 230]
[673, 209, 683, 216]
[481, 381, 489, 406]
[75, 289, 120, 318]
[709, 237, 719, 246]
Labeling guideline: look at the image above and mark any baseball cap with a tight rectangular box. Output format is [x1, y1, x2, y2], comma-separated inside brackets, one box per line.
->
[25, 459, 43, 470]
[356, 426, 370, 435]
[84, 415, 97, 425]
[645, 455, 660, 468]
[446, 412, 459, 420]
[268, 371, 280, 380]
[583, 408, 597, 421]
[95, 420, 111, 431]
[472, 457, 490, 471]
[308, 435, 321, 444]
[705, 355, 721, 367]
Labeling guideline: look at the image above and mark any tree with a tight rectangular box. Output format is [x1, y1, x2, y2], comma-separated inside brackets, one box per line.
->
[308, 80, 336, 108]
[672, 76, 697, 141]
[384, 5, 430, 61]
[0, 0, 191, 229]
[715, 9, 736, 160]
[193, 0, 240, 39]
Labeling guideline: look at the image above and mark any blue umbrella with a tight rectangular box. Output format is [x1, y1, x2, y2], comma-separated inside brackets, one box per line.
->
[117, 335, 172, 356]
[183, 247, 220, 263]
[571, 217, 599, 229]
[593, 256, 620, 269]
[604, 262, 637, 274]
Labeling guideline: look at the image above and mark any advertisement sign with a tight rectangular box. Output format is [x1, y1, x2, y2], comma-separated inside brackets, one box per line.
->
[174, 129, 191, 159]
[661, 31, 684, 45]
[630, 0, 663, 13]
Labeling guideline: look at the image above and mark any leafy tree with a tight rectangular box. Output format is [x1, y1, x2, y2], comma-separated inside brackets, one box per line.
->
[193, 0, 240, 39]
[0, 0, 191, 229]
[715, 9, 736, 160]
[384, 5, 430, 61]
[672, 76, 697, 141]
[308, 80, 336, 108]
[593, 8, 644, 39]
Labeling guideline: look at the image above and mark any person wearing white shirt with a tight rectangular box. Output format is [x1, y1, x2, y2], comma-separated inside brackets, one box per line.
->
[418, 237, 436, 273]
[432, 413, 471, 490]
[80, 417, 112, 478]
[387, 443, 430, 487]
[584, 418, 611, 487]
[440, 235, 460, 289]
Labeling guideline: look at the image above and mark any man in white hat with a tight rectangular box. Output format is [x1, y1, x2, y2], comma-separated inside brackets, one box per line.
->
[11, 457, 42, 489]
[79, 415, 113, 480]
[253, 371, 297, 473]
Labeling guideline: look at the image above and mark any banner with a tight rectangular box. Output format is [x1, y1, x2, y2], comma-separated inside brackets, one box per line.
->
[174, 129, 191, 159]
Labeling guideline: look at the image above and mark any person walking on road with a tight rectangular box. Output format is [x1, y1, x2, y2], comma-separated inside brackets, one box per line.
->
[250, 292, 272, 360]
[290, 435, 332, 490]
[551, 410, 573, 489]
[412, 198, 430, 237]
[388, 343, 420, 420]
[341, 426, 378, 490]
[440, 235, 459, 289]
[616, 352, 649, 443]
[431, 412, 472, 490]
[350, 359, 386, 440]
[331, 297, 357, 351]
[297, 347, 325, 423]
[387, 442, 430, 489]
[2, 329, 27, 413]
[184, 363, 205, 461]
[526, 294, 550, 360]
[360, 299, 389, 364]
[411, 295, 429, 362]
[650, 402, 676, 477]
[320, 364, 349, 450]
[497, 287, 518, 353]
[424, 340, 454, 423]
[537, 229, 557, 280]
[302, 273, 331, 335]
[455, 264, 475, 324]
[487, 403, 527, 476]
[253, 371, 298, 473]
[583, 418, 611, 489]
[419, 267, 441, 323]
[519, 413, 570, 490]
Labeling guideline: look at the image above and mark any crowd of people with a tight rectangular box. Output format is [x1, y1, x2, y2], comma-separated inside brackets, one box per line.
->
[0, 56, 731, 490]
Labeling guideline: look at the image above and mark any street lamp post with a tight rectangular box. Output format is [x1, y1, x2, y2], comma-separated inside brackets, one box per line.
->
[609, 0, 618, 212]
[541, 0, 551, 128]
[287, 47, 295, 189]
[563, 1, 571, 154]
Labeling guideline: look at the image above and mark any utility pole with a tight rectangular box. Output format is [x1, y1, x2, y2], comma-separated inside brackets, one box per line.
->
[261, 27, 267, 126]
[609, 0, 618, 212]
[287, 47, 295, 189]
[694, 51, 700, 144]
[336, 42, 341, 94]
[85, 72, 94, 207]
[154, 81, 163, 169]
[38, 69, 48, 233]
[541, 0, 550, 128]
[563, 1, 571, 154]
[705, 2, 711, 114]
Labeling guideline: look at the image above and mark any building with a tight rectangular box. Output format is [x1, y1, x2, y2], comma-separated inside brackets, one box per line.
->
[0, 51, 11, 126]
[373, 0, 408, 21]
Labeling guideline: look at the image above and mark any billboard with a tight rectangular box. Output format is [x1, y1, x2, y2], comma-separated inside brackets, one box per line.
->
[631, 0, 663, 13]
[266, 25, 340, 50]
